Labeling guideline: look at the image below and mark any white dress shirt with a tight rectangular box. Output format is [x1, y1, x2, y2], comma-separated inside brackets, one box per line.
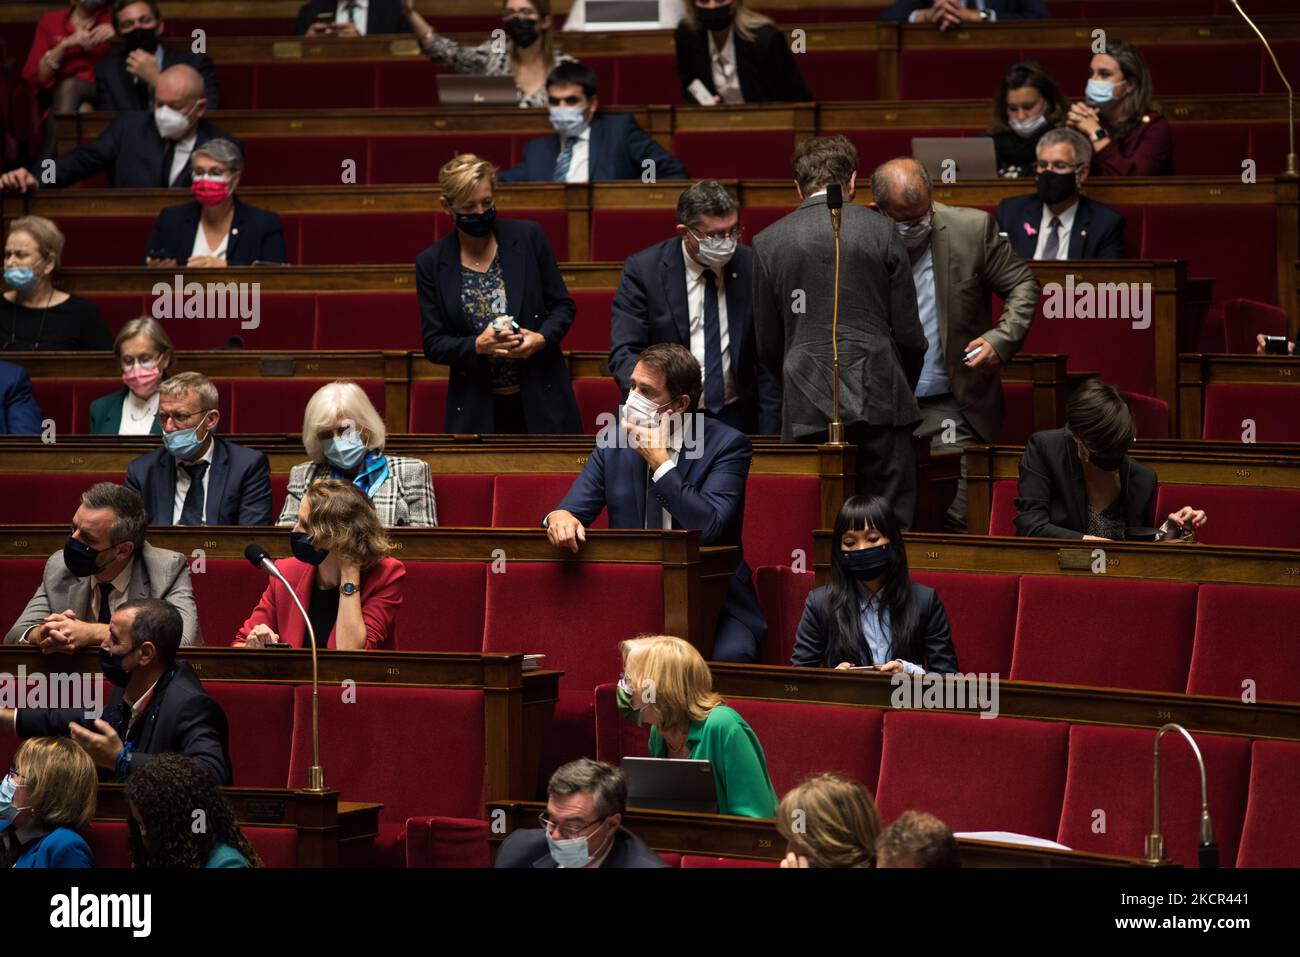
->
[911, 244, 951, 397]
[909, 0, 995, 21]
[169, 131, 196, 186]
[190, 220, 230, 261]
[119, 390, 159, 436]
[708, 28, 744, 104]
[172, 439, 215, 525]
[681, 242, 736, 407]
[562, 126, 592, 183]
[1033, 200, 1078, 261]
[648, 436, 685, 529]
[334, 0, 369, 34]
[90, 560, 135, 625]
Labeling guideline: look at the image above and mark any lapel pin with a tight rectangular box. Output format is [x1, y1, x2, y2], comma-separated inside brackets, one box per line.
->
[1023, 223, 1036, 236]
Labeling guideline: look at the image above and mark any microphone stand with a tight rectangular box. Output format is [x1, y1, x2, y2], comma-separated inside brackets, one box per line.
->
[827, 183, 846, 445]
[1233, 0, 1298, 176]
[1145, 723, 1218, 867]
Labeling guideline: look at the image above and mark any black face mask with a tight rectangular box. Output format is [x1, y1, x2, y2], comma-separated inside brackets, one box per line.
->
[696, 3, 735, 30]
[1036, 169, 1079, 205]
[1084, 446, 1125, 472]
[63, 536, 116, 578]
[99, 646, 137, 688]
[122, 26, 160, 55]
[455, 207, 497, 238]
[839, 543, 894, 579]
[290, 531, 330, 566]
[502, 17, 539, 49]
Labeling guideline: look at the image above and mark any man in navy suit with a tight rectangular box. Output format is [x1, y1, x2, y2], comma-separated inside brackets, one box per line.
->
[0, 361, 42, 435]
[996, 128, 1126, 261]
[95, 1, 221, 112]
[498, 61, 687, 184]
[125, 372, 272, 526]
[879, 0, 1048, 27]
[610, 180, 780, 435]
[0, 65, 231, 191]
[544, 343, 766, 662]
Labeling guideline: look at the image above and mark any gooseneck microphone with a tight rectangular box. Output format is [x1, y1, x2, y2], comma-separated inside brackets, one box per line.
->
[1232, 1, 1298, 177]
[1145, 723, 1218, 867]
[244, 544, 326, 792]
[825, 182, 846, 445]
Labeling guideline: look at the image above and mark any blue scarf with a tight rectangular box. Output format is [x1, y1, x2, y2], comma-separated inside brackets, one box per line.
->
[330, 448, 389, 498]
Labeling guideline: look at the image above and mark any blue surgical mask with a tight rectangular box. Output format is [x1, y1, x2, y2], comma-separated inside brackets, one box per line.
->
[546, 831, 595, 868]
[3, 266, 39, 295]
[1085, 78, 1117, 106]
[549, 105, 588, 139]
[325, 431, 367, 472]
[0, 770, 30, 822]
[163, 413, 212, 460]
[840, 542, 895, 579]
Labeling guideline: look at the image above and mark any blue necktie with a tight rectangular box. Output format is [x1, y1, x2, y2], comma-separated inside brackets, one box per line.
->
[553, 138, 575, 181]
[702, 269, 725, 414]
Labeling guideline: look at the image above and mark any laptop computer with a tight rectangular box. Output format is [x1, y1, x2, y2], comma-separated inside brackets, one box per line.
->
[436, 74, 519, 107]
[911, 136, 999, 181]
[623, 757, 718, 813]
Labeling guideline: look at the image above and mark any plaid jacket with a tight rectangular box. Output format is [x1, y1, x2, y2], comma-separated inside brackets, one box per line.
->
[277, 455, 438, 527]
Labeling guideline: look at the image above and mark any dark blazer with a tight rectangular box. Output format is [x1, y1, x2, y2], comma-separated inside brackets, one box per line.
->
[94, 43, 221, 112]
[1013, 427, 1157, 538]
[417, 217, 582, 434]
[553, 417, 768, 649]
[0, 361, 42, 435]
[294, 0, 411, 34]
[673, 22, 811, 103]
[878, 0, 1050, 19]
[494, 827, 668, 868]
[125, 436, 273, 526]
[89, 386, 163, 435]
[997, 194, 1127, 260]
[15, 660, 232, 784]
[792, 582, 959, 673]
[498, 113, 688, 183]
[609, 239, 781, 434]
[1092, 112, 1174, 177]
[39, 113, 235, 189]
[144, 198, 289, 266]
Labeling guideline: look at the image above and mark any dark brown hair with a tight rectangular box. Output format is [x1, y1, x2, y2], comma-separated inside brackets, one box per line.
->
[636, 343, 703, 411]
[1066, 378, 1136, 454]
[877, 810, 960, 867]
[989, 59, 1067, 135]
[1095, 40, 1156, 144]
[792, 134, 859, 196]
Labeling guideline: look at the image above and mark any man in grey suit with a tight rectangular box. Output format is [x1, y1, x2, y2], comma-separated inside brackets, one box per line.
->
[753, 135, 927, 530]
[5, 483, 201, 649]
[870, 157, 1039, 530]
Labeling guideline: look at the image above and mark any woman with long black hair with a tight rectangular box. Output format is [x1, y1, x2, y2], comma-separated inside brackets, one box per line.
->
[791, 494, 958, 673]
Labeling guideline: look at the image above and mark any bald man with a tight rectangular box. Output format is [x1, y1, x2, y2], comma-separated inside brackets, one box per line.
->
[869, 157, 1039, 530]
[0, 65, 234, 191]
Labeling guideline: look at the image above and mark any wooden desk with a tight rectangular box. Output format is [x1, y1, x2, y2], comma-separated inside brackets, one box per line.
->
[1178, 353, 1300, 438]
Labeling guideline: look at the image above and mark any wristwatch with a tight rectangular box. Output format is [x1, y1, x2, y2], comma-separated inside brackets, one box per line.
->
[340, 582, 358, 597]
[1092, 127, 1107, 142]
[978, 10, 991, 20]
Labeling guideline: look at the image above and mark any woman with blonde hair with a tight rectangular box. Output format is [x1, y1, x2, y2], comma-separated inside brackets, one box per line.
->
[2, 215, 110, 351]
[239, 479, 405, 650]
[89, 316, 174, 434]
[674, 0, 810, 104]
[616, 635, 777, 818]
[1, 737, 97, 868]
[776, 772, 881, 868]
[402, 0, 573, 108]
[416, 153, 581, 434]
[279, 379, 436, 527]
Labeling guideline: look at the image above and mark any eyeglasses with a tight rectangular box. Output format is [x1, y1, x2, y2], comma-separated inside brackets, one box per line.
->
[690, 226, 742, 242]
[191, 170, 230, 182]
[538, 812, 606, 840]
[1034, 161, 1082, 173]
[120, 356, 159, 370]
[156, 408, 211, 426]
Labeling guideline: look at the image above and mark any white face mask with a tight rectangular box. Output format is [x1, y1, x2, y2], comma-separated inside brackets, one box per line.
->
[690, 230, 737, 268]
[896, 211, 933, 249]
[549, 105, 588, 139]
[1009, 113, 1048, 138]
[622, 388, 666, 430]
[154, 104, 192, 141]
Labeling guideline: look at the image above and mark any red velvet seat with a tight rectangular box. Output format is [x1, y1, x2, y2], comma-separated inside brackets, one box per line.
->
[1168, 123, 1251, 176]
[240, 137, 358, 187]
[29, 380, 75, 435]
[377, 58, 446, 109]
[1009, 577, 1198, 693]
[501, 210, 568, 263]
[395, 561, 487, 652]
[681, 855, 778, 868]
[407, 379, 448, 433]
[800, 50, 878, 101]
[315, 293, 418, 349]
[1202, 383, 1300, 442]
[1141, 44, 1259, 95]
[88, 819, 298, 866]
[1221, 298, 1288, 353]
[751, 565, 815, 666]
[271, 474, 290, 521]
[1144, 204, 1276, 305]
[988, 479, 1018, 536]
[0, 473, 118, 523]
[404, 817, 490, 867]
[190, 559, 285, 649]
[1247, 123, 1296, 174]
[743, 206, 790, 239]
[56, 216, 155, 267]
[204, 682, 295, 789]
[370, 134, 514, 184]
[1121, 390, 1169, 439]
[567, 290, 616, 351]
[485, 563, 664, 777]
[296, 212, 437, 265]
[742, 475, 819, 572]
[0, 559, 49, 636]
[288, 685, 485, 866]
[1154, 484, 1300, 549]
[671, 131, 796, 180]
[492, 473, 605, 528]
[900, 50, 1015, 99]
[911, 571, 1019, 676]
[590, 209, 679, 262]
[1019, 289, 1157, 396]
[244, 826, 299, 867]
[1236, 740, 1300, 866]
[610, 55, 682, 106]
[571, 377, 622, 434]
[427, 474, 494, 526]
[227, 378, 385, 433]
[254, 62, 376, 109]
[999, 381, 1036, 446]
[93, 294, 151, 335]
[1187, 584, 1300, 704]
[1056, 725, 1251, 866]
[84, 821, 132, 867]
[158, 294, 317, 350]
[876, 711, 1069, 840]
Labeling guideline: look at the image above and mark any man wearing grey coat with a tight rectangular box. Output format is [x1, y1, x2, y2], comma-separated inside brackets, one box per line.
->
[753, 135, 927, 530]
[5, 483, 201, 648]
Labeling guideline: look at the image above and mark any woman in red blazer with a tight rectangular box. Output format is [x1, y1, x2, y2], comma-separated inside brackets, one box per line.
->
[1067, 40, 1173, 177]
[22, 1, 116, 116]
[234, 478, 405, 651]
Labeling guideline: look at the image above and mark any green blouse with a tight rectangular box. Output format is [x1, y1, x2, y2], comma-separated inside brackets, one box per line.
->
[647, 705, 778, 819]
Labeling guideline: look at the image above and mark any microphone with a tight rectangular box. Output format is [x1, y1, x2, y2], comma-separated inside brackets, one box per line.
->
[245, 543, 326, 792]
[1232, 1, 1298, 176]
[825, 183, 846, 445]
[1145, 723, 1218, 867]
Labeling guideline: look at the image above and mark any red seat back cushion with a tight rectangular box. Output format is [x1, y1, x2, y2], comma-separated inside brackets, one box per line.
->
[1057, 725, 1251, 867]
[204, 682, 295, 788]
[394, 562, 486, 652]
[567, 290, 616, 352]
[1236, 740, 1300, 867]
[408, 379, 449, 433]
[988, 479, 1018, 536]
[190, 559, 282, 648]
[1221, 298, 1288, 354]
[84, 821, 132, 867]
[876, 711, 1068, 840]
[742, 475, 819, 572]
[911, 571, 1019, 676]
[752, 566, 815, 666]
[228, 379, 385, 433]
[1144, 204, 1275, 305]
[492, 473, 604, 528]
[671, 131, 795, 180]
[1186, 584, 1300, 703]
[572, 379, 622, 435]
[1154, 484, 1300, 549]
[999, 381, 1036, 446]
[0, 474, 118, 523]
[1202, 384, 1300, 443]
[1122, 391, 1169, 439]
[427, 473, 493, 526]
[1009, 577, 1197, 693]
[0, 559, 49, 636]
[243, 827, 299, 867]
[316, 293, 419, 350]
[590, 209, 678, 262]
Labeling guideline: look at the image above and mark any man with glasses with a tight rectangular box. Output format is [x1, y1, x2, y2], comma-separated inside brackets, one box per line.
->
[997, 128, 1126, 261]
[4, 482, 202, 648]
[124, 371, 271, 527]
[495, 758, 667, 868]
[869, 155, 1039, 531]
[611, 180, 780, 434]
